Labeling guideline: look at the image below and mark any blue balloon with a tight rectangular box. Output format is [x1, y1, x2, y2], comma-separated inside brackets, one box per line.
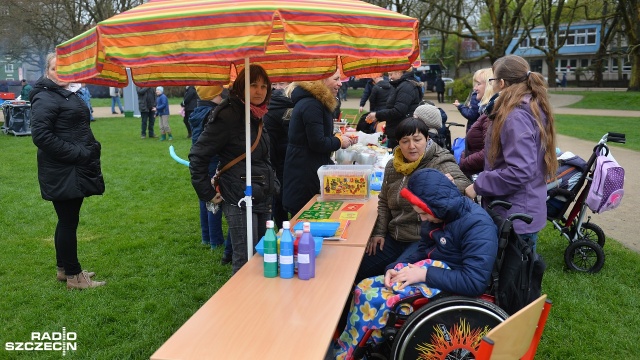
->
[169, 145, 189, 166]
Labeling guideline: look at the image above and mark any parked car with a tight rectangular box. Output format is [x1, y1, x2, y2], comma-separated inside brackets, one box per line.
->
[442, 77, 454, 84]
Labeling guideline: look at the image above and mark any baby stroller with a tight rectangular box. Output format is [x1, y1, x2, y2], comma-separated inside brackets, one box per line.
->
[546, 132, 626, 273]
[1, 101, 31, 136]
[350, 202, 540, 360]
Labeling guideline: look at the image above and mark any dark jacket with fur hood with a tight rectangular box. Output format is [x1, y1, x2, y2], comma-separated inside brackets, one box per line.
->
[189, 96, 276, 212]
[30, 76, 105, 201]
[283, 81, 341, 214]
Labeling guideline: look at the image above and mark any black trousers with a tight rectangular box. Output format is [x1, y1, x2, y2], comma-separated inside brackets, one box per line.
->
[52, 198, 84, 276]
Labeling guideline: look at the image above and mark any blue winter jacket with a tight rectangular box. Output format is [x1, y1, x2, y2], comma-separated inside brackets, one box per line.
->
[156, 94, 169, 116]
[389, 169, 498, 297]
[457, 91, 480, 132]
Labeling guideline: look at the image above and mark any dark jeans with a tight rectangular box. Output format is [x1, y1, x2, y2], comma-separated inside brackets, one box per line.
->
[52, 198, 84, 276]
[437, 91, 445, 103]
[141, 111, 155, 136]
[199, 200, 225, 247]
[354, 233, 421, 285]
[221, 202, 270, 274]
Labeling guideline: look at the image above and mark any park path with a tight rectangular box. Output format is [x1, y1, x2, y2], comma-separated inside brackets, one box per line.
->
[344, 92, 639, 253]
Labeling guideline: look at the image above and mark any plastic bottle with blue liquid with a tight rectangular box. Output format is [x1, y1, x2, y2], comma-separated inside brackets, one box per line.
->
[263, 220, 278, 278]
[297, 222, 316, 280]
[279, 221, 295, 279]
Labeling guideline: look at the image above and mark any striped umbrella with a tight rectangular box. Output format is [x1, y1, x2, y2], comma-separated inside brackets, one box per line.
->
[56, 0, 419, 260]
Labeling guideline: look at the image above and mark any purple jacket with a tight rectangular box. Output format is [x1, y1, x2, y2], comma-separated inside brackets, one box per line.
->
[473, 95, 548, 234]
[459, 113, 489, 178]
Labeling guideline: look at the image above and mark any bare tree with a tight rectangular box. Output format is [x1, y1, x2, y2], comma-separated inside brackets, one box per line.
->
[617, 0, 640, 91]
[0, 0, 143, 75]
[520, 0, 581, 86]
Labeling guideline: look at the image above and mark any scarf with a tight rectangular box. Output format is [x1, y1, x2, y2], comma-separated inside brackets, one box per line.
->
[250, 103, 269, 119]
[393, 146, 425, 176]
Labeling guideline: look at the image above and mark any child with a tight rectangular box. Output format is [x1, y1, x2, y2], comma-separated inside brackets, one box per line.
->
[335, 169, 498, 359]
[155, 86, 172, 141]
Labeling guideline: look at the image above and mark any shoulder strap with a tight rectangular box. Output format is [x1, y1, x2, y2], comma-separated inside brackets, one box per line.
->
[217, 122, 263, 176]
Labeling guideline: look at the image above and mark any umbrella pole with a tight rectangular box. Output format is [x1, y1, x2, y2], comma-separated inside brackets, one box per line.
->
[244, 57, 254, 262]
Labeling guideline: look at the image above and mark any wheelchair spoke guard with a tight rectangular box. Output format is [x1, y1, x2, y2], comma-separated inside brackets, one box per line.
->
[390, 296, 508, 360]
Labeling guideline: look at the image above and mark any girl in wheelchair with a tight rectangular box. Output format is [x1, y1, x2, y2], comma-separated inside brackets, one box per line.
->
[334, 169, 499, 360]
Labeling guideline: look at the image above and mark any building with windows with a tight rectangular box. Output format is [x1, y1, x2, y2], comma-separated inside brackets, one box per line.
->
[424, 21, 631, 87]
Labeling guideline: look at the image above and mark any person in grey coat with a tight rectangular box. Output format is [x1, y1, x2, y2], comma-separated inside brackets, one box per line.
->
[30, 53, 106, 290]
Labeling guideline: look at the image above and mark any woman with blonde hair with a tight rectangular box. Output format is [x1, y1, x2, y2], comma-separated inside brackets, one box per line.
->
[282, 70, 354, 216]
[466, 55, 557, 250]
[459, 67, 495, 178]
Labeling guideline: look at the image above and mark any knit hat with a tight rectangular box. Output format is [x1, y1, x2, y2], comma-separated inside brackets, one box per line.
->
[413, 104, 442, 130]
[155, 86, 164, 94]
[195, 86, 223, 101]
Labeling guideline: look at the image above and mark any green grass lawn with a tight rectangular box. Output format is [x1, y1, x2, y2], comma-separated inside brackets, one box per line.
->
[0, 107, 638, 358]
[550, 90, 640, 111]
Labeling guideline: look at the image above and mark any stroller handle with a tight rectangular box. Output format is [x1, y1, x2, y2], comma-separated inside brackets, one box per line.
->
[607, 132, 626, 144]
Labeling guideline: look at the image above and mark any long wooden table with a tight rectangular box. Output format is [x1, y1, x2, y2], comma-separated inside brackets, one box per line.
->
[150, 195, 379, 360]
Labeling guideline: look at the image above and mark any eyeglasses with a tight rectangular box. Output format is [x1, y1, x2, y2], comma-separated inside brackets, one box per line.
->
[488, 78, 501, 84]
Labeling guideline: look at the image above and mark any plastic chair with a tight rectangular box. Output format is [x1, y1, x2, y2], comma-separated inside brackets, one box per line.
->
[475, 294, 552, 360]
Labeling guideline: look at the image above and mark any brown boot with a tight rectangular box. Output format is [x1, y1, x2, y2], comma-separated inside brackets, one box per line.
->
[66, 271, 105, 290]
[57, 267, 96, 282]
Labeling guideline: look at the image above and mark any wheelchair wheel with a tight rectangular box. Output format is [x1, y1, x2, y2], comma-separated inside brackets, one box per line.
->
[390, 296, 508, 360]
[564, 240, 605, 273]
[572, 222, 605, 248]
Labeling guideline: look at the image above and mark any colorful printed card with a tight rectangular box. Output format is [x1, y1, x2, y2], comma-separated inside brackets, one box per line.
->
[339, 212, 358, 220]
[298, 210, 333, 220]
[310, 201, 344, 211]
[342, 203, 364, 212]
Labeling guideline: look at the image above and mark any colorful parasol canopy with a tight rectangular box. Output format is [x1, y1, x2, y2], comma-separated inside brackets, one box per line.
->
[56, 0, 420, 87]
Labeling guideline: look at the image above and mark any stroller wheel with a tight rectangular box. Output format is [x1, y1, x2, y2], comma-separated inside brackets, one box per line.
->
[564, 240, 605, 273]
[572, 222, 606, 248]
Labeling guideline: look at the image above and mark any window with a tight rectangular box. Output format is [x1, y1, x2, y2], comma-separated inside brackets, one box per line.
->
[484, 35, 494, 47]
[581, 59, 589, 68]
[537, 35, 547, 47]
[561, 27, 597, 46]
[611, 58, 631, 72]
[519, 37, 530, 48]
[5, 64, 13, 73]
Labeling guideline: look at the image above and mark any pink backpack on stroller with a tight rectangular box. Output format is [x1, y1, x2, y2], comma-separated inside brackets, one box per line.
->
[585, 150, 624, 213]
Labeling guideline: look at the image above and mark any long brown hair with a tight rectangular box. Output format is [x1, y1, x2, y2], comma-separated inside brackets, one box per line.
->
[488, 55, 557, 177]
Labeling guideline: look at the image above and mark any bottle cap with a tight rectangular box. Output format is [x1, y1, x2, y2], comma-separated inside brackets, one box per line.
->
[303, 222, 311, 232]
[283, 221, 290, 229]
[266, 220, 274, 228]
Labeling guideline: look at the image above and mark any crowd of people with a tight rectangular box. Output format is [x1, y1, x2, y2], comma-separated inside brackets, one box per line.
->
[30, 53, 556, 360]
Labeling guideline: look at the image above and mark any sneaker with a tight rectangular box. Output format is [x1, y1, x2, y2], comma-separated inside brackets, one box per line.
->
[111, 112, 117, 114]
[141, 135, 146, 139]
[221, 253, 232, 265]
[149, 134, 157, 138]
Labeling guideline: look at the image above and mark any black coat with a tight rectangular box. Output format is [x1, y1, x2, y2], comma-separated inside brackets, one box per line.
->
[136, 87, 156, 113]
[263, 90, 294, 185]
[30, 77, 105, 201]
[182, 86, 198, 112]
[189, 96, 276, 212]
[283, 82, 341, 214]
[376, 72, 422, 139]
[369, 79, 392, 112]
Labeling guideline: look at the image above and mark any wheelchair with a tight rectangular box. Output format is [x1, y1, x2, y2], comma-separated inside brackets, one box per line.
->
[350, 203, 535, 360]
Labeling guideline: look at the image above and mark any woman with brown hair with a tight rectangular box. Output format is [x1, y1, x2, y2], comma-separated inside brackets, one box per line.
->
[189, 65, 277, 274]
[466, 55, 557, 250]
